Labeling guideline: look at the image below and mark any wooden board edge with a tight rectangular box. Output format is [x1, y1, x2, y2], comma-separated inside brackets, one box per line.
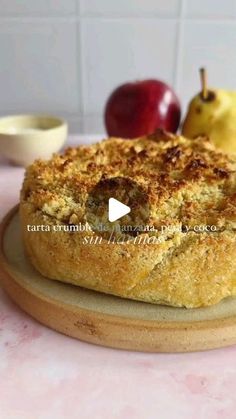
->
[0, 205, 236, 352]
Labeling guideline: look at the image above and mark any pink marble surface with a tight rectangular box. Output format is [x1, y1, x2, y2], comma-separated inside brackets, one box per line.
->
[0, 136, 236, 419]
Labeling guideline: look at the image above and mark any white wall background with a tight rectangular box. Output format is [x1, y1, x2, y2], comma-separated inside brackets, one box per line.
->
[0, 0, 236, 134]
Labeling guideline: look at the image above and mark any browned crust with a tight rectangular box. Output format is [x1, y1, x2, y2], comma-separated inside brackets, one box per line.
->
[19, 130, 236, 308]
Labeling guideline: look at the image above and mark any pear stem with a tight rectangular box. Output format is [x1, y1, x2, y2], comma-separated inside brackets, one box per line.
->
[200, 67, 208, 100]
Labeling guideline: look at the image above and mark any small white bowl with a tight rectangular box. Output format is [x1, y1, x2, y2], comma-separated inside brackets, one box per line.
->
[0, 114, 68, 166]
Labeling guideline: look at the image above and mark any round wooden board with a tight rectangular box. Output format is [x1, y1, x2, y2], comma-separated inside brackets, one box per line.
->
[1, 206, 236, 352]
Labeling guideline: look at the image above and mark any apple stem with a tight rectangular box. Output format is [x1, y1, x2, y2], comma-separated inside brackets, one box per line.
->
[199, 67, 208, 100]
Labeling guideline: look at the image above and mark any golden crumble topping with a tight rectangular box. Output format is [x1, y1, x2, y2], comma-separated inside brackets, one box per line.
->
[21, 130, 236, 231]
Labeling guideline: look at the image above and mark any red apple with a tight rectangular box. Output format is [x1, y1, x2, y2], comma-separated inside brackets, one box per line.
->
[104, 79, 181, 138]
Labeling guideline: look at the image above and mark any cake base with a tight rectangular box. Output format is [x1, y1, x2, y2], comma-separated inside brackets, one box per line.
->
[1, 206, 236, 352]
